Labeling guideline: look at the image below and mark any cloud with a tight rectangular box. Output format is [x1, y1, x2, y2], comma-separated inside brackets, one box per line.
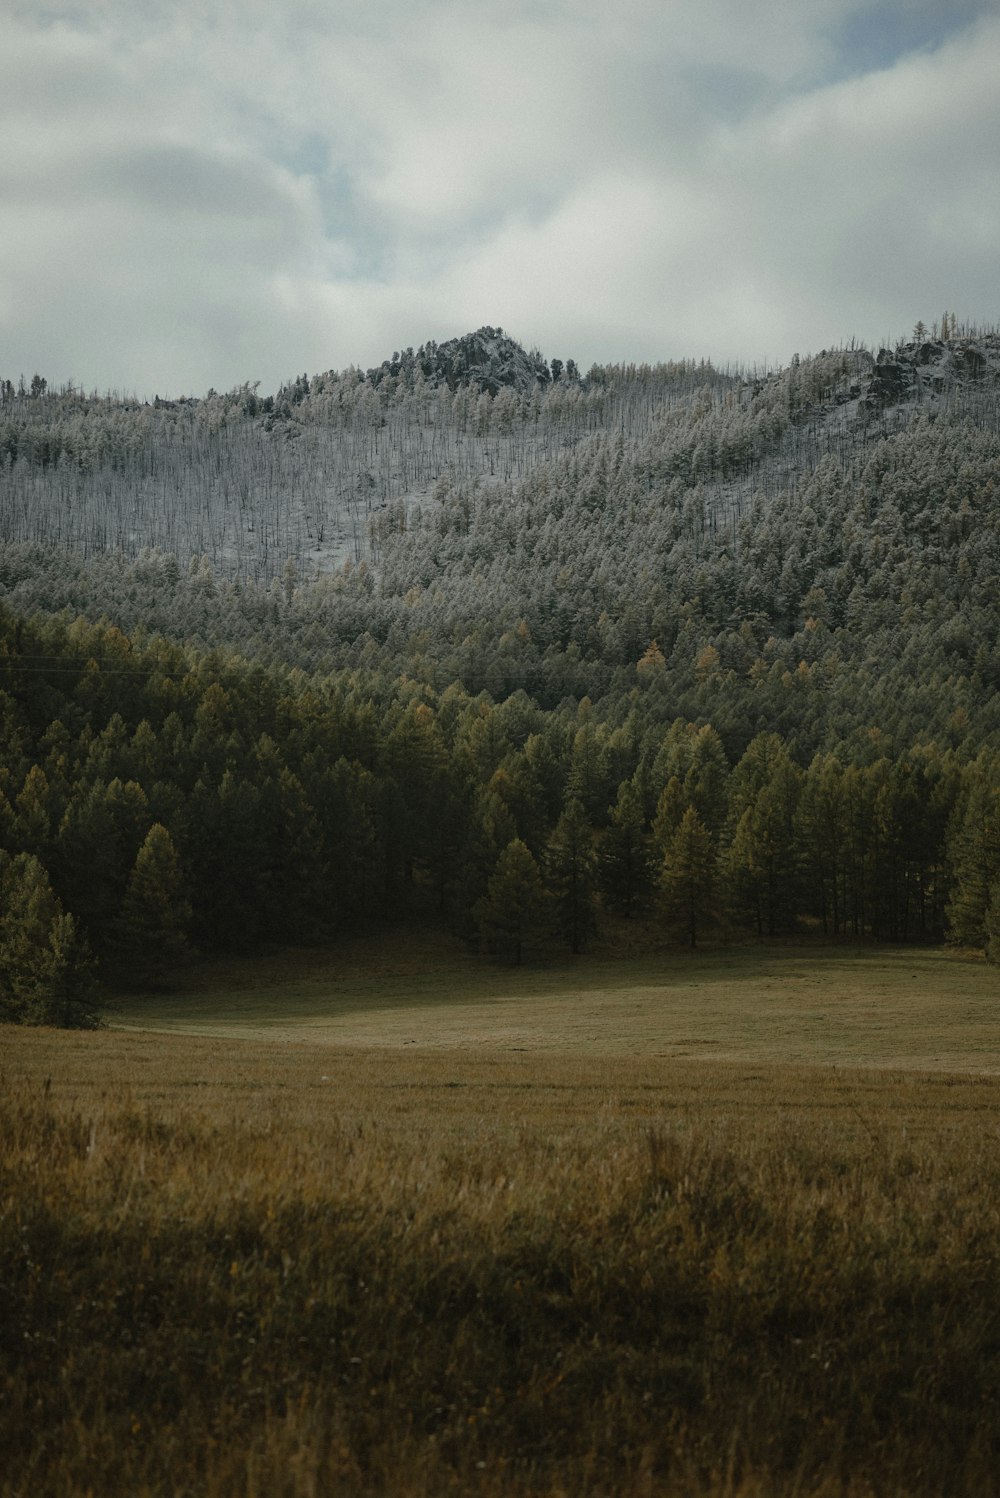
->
[1, 2, 997, 393]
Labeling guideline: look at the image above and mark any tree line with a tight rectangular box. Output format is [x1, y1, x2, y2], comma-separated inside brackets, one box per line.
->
[1, 606, 997, 1025]
[3, 329, 1000, 1023]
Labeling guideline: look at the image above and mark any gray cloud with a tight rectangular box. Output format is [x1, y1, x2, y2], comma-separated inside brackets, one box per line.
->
[1, 1, 997, 394]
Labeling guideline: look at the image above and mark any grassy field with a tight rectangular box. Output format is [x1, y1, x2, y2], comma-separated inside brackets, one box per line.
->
[114, 934, 999, 1073]
[4, 942, 1000, 1495]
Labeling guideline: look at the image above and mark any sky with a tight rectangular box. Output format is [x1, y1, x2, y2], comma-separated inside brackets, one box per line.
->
[1, 0, 998, 397]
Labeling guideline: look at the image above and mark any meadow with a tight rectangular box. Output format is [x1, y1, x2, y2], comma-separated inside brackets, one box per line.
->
[116, 936, 998, 1073]
[3, 942, 1000, 1495]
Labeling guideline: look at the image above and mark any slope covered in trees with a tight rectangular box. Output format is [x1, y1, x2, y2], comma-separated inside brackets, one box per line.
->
[1, 321, 999, 1017]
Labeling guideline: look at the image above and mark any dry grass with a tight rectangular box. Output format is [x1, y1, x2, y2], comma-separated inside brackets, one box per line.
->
[3, 1017, 1000, 1497]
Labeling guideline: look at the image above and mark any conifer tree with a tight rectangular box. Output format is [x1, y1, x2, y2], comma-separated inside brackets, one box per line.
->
[473, 838, 545, 965]
[0, 852, 59, 1020]
[659, 806, 716, 948]
[946, 760, 1000, 949]
[35, 910, 102, 1028]
[457, 788, 520, 937]
[796, 752, 848, 935]
[545, 797, 597, 953]
[113, 823, 192, 987]
[985, 881, 1000, 966]
[599, 780, 655, 916]
[724, 737, 801, 937]
[652, 775, 686, 857]
[0, 853, 101, 1026]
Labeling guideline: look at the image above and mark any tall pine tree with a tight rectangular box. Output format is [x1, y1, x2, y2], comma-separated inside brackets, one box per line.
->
[946, 756, 1000, 949]
[0, 853, 101, 1027]
[545, 797, 597, 953]
[474, 839, 545, 965]
[660, 807, 716, 949]
[599, 780, 655, 916]
[113, 823, 192, 988]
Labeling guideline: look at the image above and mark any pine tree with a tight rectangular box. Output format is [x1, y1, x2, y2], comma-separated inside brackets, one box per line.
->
[660, 806, 716, 948]
[985, 880, 1000, 966]
[796, 752, 848, 935]
[113, 823, 192, 987]
[0, 852, 60, 1020]
[53, 775, 150, 952]
[650, 722, 729, 839]
[473, 839, 545, 965]
[724, 736, 801, 937]
[599, 780, 655, 916]
[34, 911, 102, 1028]
[545, 798, 597, 953]
[456, 787, 520, 938]
[0, 853, 101, 1026]
[946, 759, 1000, 949]
[651, 775, 686, 857]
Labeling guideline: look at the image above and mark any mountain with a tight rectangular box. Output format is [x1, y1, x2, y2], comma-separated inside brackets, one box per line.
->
[2, 322, 1000, 994]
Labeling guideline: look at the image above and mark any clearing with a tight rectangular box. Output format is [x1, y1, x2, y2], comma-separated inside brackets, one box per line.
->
[113, 936, 999, 1072]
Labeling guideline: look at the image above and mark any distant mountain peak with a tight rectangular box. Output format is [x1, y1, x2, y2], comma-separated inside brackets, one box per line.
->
[368, 326, 576, 396]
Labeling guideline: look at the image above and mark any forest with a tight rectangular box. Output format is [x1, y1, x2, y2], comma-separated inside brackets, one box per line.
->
[1, 319, 999, 1022]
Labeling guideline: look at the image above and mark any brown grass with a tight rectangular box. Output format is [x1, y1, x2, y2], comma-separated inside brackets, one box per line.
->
[3, 1016, 1000, 1496]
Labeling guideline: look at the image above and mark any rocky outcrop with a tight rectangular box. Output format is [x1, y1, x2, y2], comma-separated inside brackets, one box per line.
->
[861, 333, 1000, 412]
[369, 327, 571, 395]
[867, 348, 918, 405]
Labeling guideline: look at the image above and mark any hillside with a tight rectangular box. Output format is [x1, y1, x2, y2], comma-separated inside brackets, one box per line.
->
[1, 321, 999, 1013]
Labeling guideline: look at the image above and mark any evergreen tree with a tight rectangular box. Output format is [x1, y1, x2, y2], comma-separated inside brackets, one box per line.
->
[946, 758, 1000, 949]
[652, 775, 687, 857]
[985, 880, 1000, 966]
[53, 776, 151, 952]
[181, 772, 265, 948]
[724, 737, 801, 937]
[982, 880, 999, 964]
[650, 721, 729, 837]
[796, 752, 848, 935]
[1, 852, 59, 1020]
[35, 910, 102, 1028]
[113, 823, 192, 987]
[457, 788, 520, 937]
[545, 797, 597, 953]
[473, 839, 545, 965]
[659, 806, 716, 948]
[383, 703, 453, 879]
[0, 853, 101, 1026]
[598, 780, 655, 915]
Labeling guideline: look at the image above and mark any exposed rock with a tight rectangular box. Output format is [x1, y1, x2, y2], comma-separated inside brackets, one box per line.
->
[953, 344, 988, 380]
[369, 326, 567, 396]
[860, 333, 1000, 413]
[867, 349, 917, 406]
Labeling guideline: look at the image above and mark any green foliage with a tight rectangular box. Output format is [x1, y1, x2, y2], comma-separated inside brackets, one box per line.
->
[659, 805, 717, 948]
[724, 735, 801, 937]
[1, 433, 1000, 1002]
[947, 756, 1000, 949]
[544, 797, 597, 953]
[0, 853, 101, 1026]
[473, 838, 545, 965]
[112, 823, 191, 988]
[985, 880, 1000, 966]
[598, 779, 656, 916]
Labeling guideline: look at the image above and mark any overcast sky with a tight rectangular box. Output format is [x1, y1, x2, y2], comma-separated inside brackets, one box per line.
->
[2, 0, 998, 396]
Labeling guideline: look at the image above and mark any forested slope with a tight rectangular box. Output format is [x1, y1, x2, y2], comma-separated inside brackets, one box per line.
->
[1, 324, 999, 1020]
